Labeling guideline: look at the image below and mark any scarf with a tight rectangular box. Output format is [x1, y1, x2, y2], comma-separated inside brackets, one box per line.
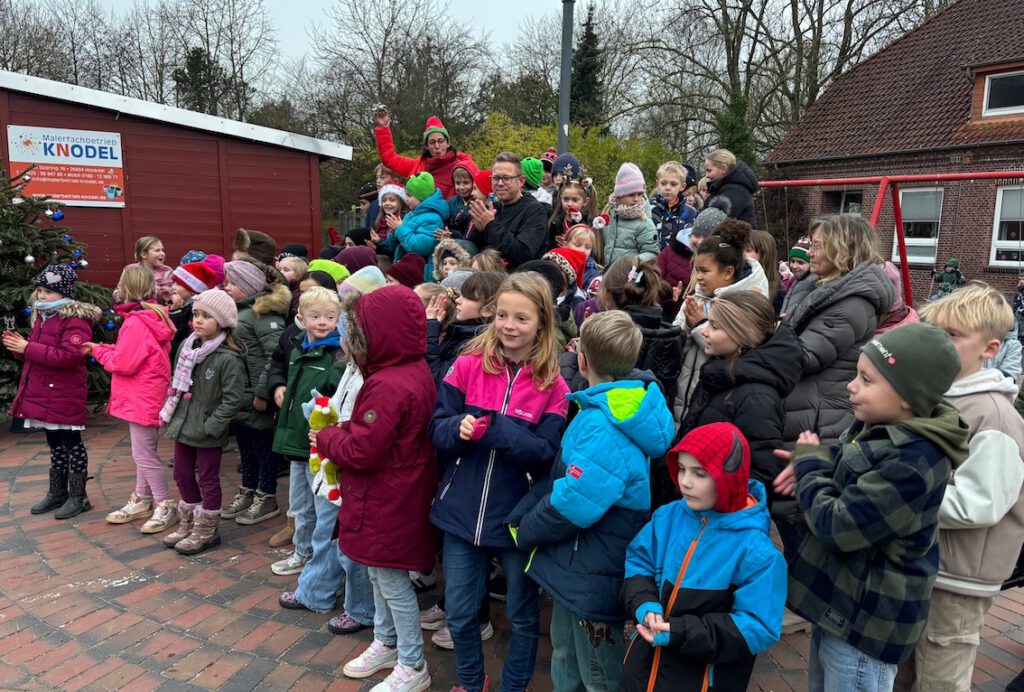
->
[614, 199, 647, 219]
[34, 298, 71, 313]
[159, 331, 227, 424]
[302, 332, 341, 352]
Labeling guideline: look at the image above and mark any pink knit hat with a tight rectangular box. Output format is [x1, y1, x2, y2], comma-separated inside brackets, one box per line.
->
[202, 254, 226, 286]
[193, 289, 238, 329]
[614, 162, 646, 197]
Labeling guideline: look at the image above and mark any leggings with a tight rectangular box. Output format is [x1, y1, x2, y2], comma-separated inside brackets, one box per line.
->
[172, 442, 223, 511]
[45, 430, 87, 473]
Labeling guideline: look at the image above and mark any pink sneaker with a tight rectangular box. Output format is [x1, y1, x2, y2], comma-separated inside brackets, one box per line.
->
[370, 662, 431, 692]
[343, 640, 398, 679]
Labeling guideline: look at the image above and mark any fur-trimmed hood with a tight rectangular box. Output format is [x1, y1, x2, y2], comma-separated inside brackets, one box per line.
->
[431, 238, 475, 282]
[37, 299, 103, 324]
[252, 283, 292, 317]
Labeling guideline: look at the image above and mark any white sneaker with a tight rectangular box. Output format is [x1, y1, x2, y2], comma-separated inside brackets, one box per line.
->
[271, 552, 308, 576]
[343, 640, 399, 679]
[431, 621, 494, 650]
[409, 569, 437, 592]
[370, 662, 431, 692]
[419, 603, 446, 631]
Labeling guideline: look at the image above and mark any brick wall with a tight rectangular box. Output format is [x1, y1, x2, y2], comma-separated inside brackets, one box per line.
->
[761, 144, 1024, 306]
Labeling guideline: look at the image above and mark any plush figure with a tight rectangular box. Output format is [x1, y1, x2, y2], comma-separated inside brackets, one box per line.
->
[302, 390, 342, 505]
[930, 258, 966, 300]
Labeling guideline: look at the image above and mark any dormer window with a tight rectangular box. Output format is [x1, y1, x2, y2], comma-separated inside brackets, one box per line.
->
[983, 70, 1024, 117]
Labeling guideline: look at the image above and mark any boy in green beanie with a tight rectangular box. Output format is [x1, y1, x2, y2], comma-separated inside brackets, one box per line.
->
[522, 157, 553, 208]
[773, 322, 971, 691]
[378, 171, 450, 283]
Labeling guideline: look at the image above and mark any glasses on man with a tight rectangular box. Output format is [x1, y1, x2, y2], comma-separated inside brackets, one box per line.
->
[490, 175, 519, 185]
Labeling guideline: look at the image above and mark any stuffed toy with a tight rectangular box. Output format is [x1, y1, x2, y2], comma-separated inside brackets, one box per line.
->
[302, 390, 342, 505]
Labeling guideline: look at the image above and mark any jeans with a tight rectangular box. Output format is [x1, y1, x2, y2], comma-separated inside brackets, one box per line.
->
[129, 423, 169, 501]
[550, 602, 624, 692]
[367, 566, 424, 669]
[444, 532, 540, 692]
[234, 424, 277, 494]
[295, 466, 374, 623]
[809, 626, 897, 692]
[288, 459, 315, 559]
[172, 442, 222, 510]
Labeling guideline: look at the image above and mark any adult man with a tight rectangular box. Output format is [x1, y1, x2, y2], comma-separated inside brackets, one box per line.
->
[468, 153, 548, 270]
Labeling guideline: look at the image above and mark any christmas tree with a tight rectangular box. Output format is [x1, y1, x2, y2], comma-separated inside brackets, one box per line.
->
[0, 167, 115, 415]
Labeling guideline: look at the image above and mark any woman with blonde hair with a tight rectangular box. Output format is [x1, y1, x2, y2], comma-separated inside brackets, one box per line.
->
[704, 148, 759, 226]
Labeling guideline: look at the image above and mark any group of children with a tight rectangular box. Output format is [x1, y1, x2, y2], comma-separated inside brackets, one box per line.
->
[6, 138, 1024, 692]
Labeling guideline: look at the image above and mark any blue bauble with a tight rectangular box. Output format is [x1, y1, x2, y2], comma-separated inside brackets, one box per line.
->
[52, 210, 64, 221]
[106, 321, 115, 330]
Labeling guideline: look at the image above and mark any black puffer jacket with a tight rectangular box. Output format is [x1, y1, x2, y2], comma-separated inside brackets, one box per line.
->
[706, 162, 758, 226]
[425, 318, 487, 387]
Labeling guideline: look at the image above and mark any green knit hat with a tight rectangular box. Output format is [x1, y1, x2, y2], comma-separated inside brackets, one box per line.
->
[522, 157, 544, 188]
[861, 322, 960, 417]
[308, 259, 350, 284]
[405, 172, 436, 202]
[421, 116, 449, 145]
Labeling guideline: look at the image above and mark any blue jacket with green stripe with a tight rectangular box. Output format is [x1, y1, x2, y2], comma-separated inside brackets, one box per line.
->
[506, 374, 674, 623]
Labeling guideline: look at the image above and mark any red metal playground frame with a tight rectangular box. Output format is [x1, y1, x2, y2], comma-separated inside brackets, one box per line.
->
[760, 172, 1024, 308]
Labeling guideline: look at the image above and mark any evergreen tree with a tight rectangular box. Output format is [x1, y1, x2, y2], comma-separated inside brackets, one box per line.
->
[570, 5, 605, 133]
[0, 168, 114, 415]
[173, 47, 231, 116]
[715, 90, 759, 168]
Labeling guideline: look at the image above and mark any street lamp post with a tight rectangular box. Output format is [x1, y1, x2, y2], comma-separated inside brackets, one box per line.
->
[557, 0, 574, 154]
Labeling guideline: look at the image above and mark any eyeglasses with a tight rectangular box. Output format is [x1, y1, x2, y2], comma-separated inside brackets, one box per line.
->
[810, 242, 824, 251]
[490, 175, 519, 184]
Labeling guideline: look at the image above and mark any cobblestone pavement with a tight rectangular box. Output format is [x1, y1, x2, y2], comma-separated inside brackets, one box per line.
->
[0, 416, 1022, 690]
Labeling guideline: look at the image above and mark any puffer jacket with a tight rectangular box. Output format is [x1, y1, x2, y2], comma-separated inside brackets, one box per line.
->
[385, 189, 450, 281]
[603, 207, 660, 265]
[706, 162, 758, 226]
[234, 284, 291, 429]
[650, 194, 697, 249]
[10, 300, 101, 426]
[425, 318, 487, 387]
[373, 126, 477, 200]
[780, 262, 894, 444]
[430, 353, 570, 548]
[92, 305, 175, 427]
[430, 238, 476, 282]
[164, 343, 247, 448]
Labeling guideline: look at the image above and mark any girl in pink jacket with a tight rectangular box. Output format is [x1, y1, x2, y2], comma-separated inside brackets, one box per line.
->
[86, 266, 178, 534]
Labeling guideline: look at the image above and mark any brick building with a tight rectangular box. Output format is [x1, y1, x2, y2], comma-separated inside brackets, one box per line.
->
[763, 0, 1024, 301]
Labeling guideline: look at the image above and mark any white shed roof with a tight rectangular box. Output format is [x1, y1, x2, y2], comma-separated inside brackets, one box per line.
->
[0, 71, 352, 161]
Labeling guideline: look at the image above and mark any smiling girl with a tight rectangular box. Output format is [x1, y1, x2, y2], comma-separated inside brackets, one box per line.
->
[602, 163, 659, 264]
[116, 236, 174, 305]
[548, 180, 599, 249]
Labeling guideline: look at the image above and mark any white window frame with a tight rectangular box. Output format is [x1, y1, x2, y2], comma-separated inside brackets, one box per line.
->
[983, 69, 1024, 117]
[989, 185, 1024, 268]
[892, 187, 942, 265]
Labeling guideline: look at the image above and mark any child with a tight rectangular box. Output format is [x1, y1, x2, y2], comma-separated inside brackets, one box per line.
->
[749, 229, 786, 316]
[367, 163, 404, 229]
[523, 157, 553, 207]
[507, 310, 675, 691]
[602, 163, 659, 264]
[376, 184, 409, 241]
[548, 180, 598, 249]
[383, 172, 449, 281]
[448, 163, 479, 237]
[222, 260, 290, 525]
[319, 286, 437, 692]
[543, 246, 588, 319]
[277, 256, 309, 322]
[116, 236, 174, 304]
[160, 290, 246, 555]
[564, 223, 604, 293]
[425, 271, 503, 386]
[416, 282, 458, 344]
[169, 262, 218, 363]
[774, 322, 971, 690]
[784, 236, 812, 291]
[88, 266, 178, 533]
[430, 272, 570, 692]
[431, 238, 475, 282]
[876, 262, 920, 335]
[650, 161, 698, 250]
[471, 248, 505, 274]
[621, 422, 786, 691]
[895, 285, 1024, 691]
[516, 259, 577, 352]
[386, 253, 426, 289]
[5, 264, 101, 519]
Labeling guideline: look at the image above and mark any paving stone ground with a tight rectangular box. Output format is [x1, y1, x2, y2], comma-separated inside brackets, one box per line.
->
[1, 415, 1023, 690]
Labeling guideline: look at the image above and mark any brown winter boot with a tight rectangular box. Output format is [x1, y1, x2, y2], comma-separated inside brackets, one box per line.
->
[175, 508, 221, 555]
[162, 501, 197, 548]
[269, 514, 295, 548]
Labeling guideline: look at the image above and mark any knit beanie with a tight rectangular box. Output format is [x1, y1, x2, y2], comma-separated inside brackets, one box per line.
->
[551, 153, 581, 180]
[172, 262, 217, 295]
[233, 228, 277, 265]
[670, 422, 751, 513]
[441, 270, 474, 290]
[319, 245, 343, 261]
[945, 258, 959, 268]
[522, 158, 544, 188]
[516, 260, 564, 300]
[474, 169, 493, 197]
[378, 184, 408, 205]
[193, 289, 238, 329]
[346, 227, 373, 247]
[386, 253, 426, 289]
[179, 249, 207, 265]
[405, 172, 436, 202]
[202, 254, 225, 286]
[279, 243, 308, 260]
[691, 207, 728, 239]
[544, 247, 587, 289]
[614, 163, 647, 198]
[861, 322, 960, 417]
[421, 116, 449, 144]
[224, 260, 268, 297]
[338, 246, 378, 273]
[358, 181, 377, 201]
[308, 259, 350, 284]
[339, 266, 387, 296]
[34, 264, 78, 299]
[788, 236, 811, 263]
[540, 147, 558, 171]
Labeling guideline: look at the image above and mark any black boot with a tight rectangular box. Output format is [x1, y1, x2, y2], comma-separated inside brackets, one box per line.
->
[54, 473, 92, 520]
[31, 467, 68, 514]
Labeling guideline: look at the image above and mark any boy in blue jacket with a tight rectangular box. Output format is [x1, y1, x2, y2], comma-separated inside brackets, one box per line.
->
[507, 310, 675, 691]
[621, 422, 786, 692]
[380, 171, 449, 281]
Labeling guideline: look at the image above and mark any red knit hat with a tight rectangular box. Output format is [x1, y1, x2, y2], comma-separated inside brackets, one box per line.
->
[669, 422, 750, 513]
[422, 116, 449, 144]
[474, 169, 493, 197]
[544, 247, 587, 289]
[386, 253, 426, 289]
[172, 262, 217, 295]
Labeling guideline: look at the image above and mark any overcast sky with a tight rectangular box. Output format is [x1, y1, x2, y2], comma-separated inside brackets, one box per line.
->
[101, 0, 564, 60]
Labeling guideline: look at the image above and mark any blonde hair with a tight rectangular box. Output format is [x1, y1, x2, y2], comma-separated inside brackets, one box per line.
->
[464, 273, 560, 389]
[920, 281, 1014, 342]
[471, 249, 506, 274]
[809, 214, 882, 284]
[565, 224, 605, 266]
[697, 177, 710, 194]
[118, 265, 174, 331]
[706, 149, 737, 171]
[708, 291, 776, 381]
[415, 282, 458, 332]
[299, 286, 341, 314]
[279, 256, 308, 278]
[134, 235, 162, 261]
[579, 310, 642, 378]
[656, 161, 687, 183]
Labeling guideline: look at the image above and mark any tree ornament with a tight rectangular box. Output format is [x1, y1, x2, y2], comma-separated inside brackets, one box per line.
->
[79, 259, 88, 268]
[24, 306, 32, 315]
[63, 235, 72, 242]
[52, 210, 64, 221]
[44, 209, 53, 218]
[24, 254, 34, 264]
[74, 250, 82, 258]
[70, 262, 78, 269]
[21, 175, 30, 182]
[106, 321, 115, 330]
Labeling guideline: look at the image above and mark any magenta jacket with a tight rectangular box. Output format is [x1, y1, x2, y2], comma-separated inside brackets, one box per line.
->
[92, 305, 175, 427]
[10, 301, 101, 426]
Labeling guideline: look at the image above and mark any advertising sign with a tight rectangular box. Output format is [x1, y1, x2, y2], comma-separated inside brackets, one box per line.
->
[6, 125, 125, 207]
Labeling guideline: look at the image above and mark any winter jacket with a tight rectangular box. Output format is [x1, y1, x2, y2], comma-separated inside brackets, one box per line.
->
[425, 318, 486, 387]
[163, 343, 247, 448]
[621, 481, 786, 692]
[169, 301, 193, 363]
[373, 125, 478, 200]
[679, 324, 802, 499]
[650, 194, 697, 250]
[507, 376, 675, 623]
[780, 262, 894, 445]
[656, 241, 693, 302]
[938, 369, 1024, 597]
[235, 284, 291, 429]
[582, 256, 602, 293]
[271, 332, 346, 459]
[114, 262, 175, 305]
[328, 361, 364, 425]
[266, 320, 300, 402]
[787, 405, 971, 665]
[706, 162, 758, 226]
[986, 325, 1023, 385]
[448, 195, 472, 236]
[383, 189, 450, 281]
[430, 238, 475, 283]
[92, 305, 175, 428]
[430, 352, 570, 548]
[467, 193, 549, 270]
[10, 300, 101, 426]
[602, 209, 660, 265]
[316, 285, 438, 571]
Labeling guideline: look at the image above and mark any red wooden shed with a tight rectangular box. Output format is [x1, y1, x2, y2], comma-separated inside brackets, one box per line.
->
[0, 71, 352, 288]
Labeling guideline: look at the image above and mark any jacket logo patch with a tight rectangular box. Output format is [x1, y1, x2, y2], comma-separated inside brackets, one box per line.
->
[513, 407, 535, 420]
[70, 334, 83, 345]
[364, 410, 377, 424]
[567, 464, 583, 479]
[205, 368, 215, 380]
[868, 338, 897, 366]
[824, 607, 846, 628]
[269, 321, 279, 329]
